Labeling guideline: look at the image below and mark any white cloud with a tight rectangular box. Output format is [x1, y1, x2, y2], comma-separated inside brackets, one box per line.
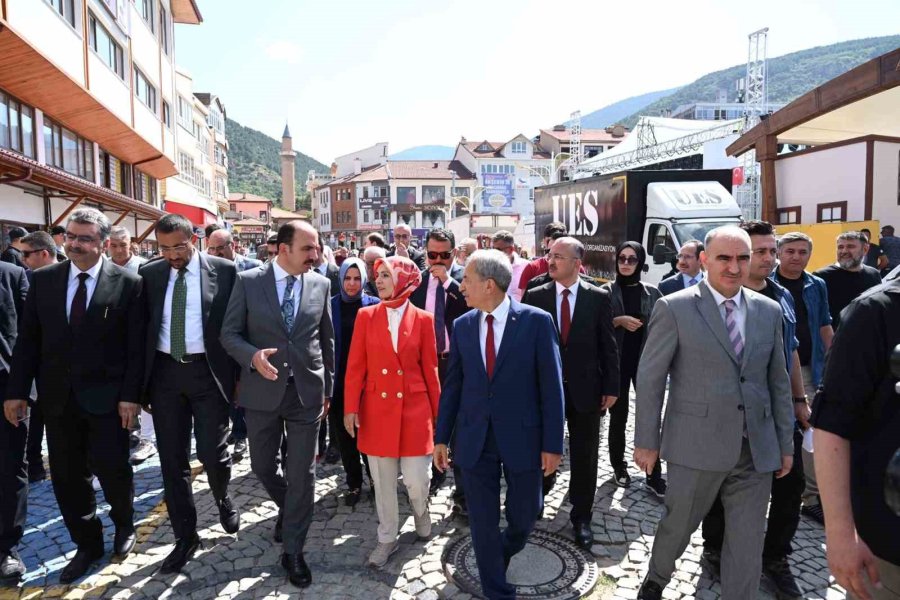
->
[261, 39, 303, 64]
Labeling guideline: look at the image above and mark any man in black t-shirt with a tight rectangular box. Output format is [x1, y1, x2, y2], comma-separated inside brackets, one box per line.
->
[861, 228, 888, 272]
[814, 231, 883, 329]
[812, 280, 900, 599]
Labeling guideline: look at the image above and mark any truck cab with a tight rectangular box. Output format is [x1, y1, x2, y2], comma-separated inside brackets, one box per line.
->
[642, 181, 743, 285]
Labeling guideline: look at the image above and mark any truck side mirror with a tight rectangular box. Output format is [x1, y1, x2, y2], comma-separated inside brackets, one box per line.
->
[652, 244, 675, 265]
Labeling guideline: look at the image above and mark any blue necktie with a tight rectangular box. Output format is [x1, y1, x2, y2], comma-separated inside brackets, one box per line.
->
[434, 283, 446, 353]
[688, 276, 698, 287]
[282, 275, 296, 332]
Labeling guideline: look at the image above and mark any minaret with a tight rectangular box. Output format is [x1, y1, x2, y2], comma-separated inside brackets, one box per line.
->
[280, 122, 296, 211]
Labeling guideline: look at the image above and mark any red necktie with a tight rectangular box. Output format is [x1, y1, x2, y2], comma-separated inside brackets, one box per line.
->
[485, 314, 495, 378]
[560, 289, 571, 346]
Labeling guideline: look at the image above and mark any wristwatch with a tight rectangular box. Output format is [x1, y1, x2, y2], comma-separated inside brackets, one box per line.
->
[792, 396, 809, 404]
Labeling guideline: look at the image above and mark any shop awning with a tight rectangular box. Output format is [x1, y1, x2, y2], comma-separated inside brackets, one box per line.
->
[165, 200, 217, 228]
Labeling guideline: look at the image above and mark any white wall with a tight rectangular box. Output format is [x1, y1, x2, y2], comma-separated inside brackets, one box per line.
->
[872, 141, 900, 227]
[334, 143, 388, 177]
[0, 186, 44, 225]
[775, 142, 867, 223]
[87, 53, 131, 124]
[703, 135, 740, 169]
[7, 0, 85, 87]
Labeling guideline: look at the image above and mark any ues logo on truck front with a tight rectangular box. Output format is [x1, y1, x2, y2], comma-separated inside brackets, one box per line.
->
[551, 189, 602, 236]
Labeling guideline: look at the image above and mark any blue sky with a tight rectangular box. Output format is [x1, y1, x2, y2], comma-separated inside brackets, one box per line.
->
[174, 0, 900, 164]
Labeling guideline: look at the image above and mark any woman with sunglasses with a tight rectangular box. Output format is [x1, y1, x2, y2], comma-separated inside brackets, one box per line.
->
[602, 242, 666, 495]
[330, 258, 379, 507]
[343, 256, 441, 568]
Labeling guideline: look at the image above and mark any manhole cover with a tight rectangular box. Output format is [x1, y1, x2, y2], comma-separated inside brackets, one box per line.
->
[442, 529, 599, 599]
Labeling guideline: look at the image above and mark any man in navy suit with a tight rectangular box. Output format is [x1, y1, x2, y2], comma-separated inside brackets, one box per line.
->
[435, 249, 565, 600]
[657, 240, 704, 296]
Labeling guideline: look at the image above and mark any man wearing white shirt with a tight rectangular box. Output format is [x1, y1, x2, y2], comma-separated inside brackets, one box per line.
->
[523, 237, 619, 549]
[139, 214, 240, 574]
[658, 240, 705, 296]
[492, 230, 529, 301]
[435, 249, 564, 600]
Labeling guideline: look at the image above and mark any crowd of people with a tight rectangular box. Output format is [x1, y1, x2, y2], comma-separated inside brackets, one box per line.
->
[0, 209, 897, 600]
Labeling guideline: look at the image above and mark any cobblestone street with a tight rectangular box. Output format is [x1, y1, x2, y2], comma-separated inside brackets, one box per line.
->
[1, 399, 843, 599]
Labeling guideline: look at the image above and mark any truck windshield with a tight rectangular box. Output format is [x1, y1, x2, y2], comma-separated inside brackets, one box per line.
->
[673, 221, 741, 246]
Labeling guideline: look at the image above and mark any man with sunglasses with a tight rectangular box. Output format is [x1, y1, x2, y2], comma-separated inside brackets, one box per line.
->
[6, 208, 144, 583]
[410, 228, 470, 510]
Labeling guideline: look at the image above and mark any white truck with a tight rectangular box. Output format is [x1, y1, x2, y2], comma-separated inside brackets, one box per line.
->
[534, 169, 743, 284]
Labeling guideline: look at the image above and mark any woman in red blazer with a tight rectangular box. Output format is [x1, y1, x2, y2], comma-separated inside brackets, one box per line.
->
[344, 256, 440, 568]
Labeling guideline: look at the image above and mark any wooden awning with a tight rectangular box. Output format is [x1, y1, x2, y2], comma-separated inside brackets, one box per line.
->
[171, 0, 203, 24]
[0, 24, 176, 179]
[0, 147, 165, 222]
[727, 47, 900, 157]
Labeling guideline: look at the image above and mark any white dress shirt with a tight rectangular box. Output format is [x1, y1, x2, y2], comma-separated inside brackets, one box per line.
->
[682, 271, 704, 288]
[66, 258, 104, 320]
[157, 250, 205, 354]
[479, 295, 511, 368]
[424, 274, 452, 353]
[707, 283, 746, 343]
[554, 280, 579, 326]
[508, 254, 529, 302]
[272, 257, 302, 320]
[386, 301, 409, 352]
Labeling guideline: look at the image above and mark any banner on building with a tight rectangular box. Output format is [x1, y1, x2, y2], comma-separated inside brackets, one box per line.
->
[481, 173, 513, 211]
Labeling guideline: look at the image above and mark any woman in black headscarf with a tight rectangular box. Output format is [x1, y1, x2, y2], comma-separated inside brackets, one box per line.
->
[602, 242, 665, 495]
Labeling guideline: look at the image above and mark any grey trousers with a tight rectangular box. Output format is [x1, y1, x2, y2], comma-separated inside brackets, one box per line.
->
[801, 365, 820, 507]
[647, 439, 772, 600]
[245, 386, 322, 555]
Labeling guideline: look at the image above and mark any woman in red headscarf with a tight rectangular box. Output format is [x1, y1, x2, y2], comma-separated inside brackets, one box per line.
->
[343, 256, 440, 567]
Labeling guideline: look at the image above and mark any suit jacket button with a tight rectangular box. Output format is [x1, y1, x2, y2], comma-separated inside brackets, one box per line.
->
[381, 392, 387, 398]
[397, 370, 403, 376]
[397, 392, 403, 399]
[740, 376, 746, 383]
[283, 363, 289, 367]
[382, 369, 388, 375]
[737, 404, 745, 411]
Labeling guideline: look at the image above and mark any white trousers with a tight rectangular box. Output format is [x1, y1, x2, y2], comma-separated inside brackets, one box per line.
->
[368, 455, 432, 543]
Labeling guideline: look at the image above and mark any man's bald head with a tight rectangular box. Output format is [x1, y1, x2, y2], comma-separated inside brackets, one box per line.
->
[207, 229, 235, 260]
[363, 246, 387, 281]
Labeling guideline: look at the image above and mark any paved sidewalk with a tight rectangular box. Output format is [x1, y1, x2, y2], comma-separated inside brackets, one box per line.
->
[1, 400, 844, 599]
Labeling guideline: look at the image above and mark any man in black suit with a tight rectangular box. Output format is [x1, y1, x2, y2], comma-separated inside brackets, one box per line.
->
[0, 228, 27, 269]
[657, 240, 704, 296]
[139, 214, 240, 574]
[362, 246, 386, 297]
[387, 223, 426, 270]
[5, 208, 143, 583]
[313, 234, 341, 462]
[409, 228, 470, 509]
[0, 261, 29, 582]
[523, 236, 619, 549]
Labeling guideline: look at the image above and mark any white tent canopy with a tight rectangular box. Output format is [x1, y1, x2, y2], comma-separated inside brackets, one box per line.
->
[576, 116, 743, 177]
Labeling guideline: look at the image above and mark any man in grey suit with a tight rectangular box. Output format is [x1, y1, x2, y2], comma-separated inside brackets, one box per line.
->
[634, 226, 794, 600]
[220, 220, 335, 589]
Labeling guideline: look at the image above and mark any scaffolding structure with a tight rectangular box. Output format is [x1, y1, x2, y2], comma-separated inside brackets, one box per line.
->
[734, 27, 769, 220]
[567, 110, 583, 171]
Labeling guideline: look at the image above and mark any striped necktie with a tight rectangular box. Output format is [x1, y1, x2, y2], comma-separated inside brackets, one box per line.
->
[724, 299, 743, 361]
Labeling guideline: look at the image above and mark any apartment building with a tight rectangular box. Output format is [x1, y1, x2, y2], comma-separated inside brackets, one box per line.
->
[0, 0, 202, 246]
[195, 92, 229, 214]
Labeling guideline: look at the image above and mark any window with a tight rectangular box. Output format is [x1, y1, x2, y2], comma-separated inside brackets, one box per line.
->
[229, 203, 237, 212]
[0, 92, 36, 159]
[478, 144, 491, 152]
[511, 141, 526, 154]
[777, 206, 801, 225]
[162, 101, 172, 128]
[134, 68, 157, 113]
[480, 164, 515, 174]
[46, 0, 76, 27]
[43, 118, 93, 181]
[177, 96, 192, 130]
[159, 3, 171, 55]
[100, 0, 117, 17]
[259, 211, 267, 220]
[89, 14, 126, 79]
[817, 202, 847, 223]
[647, 223, 676, 259]
[135, 0, 155, 34]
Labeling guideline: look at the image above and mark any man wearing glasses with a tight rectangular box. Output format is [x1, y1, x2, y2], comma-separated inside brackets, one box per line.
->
[387, 224, 426, 270]
[658, 240, 705, 296]
[139, 214, 241, 574]
[491, 230, 529, 301]
[410, 228, 470, 510]
[5, 208, 144, 583]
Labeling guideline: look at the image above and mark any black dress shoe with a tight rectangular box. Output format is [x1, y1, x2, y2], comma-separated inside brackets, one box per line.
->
[0, 550, 25, 581]
[59, 547, 104, 584]
[344, 489, 361, 507]
[701, 548, 721, 581]
[637, 578, 664, 600]
[217, 496, 240, 534]
[281, 552, 312, 588]
[159, 534, 200, 574]
[273, 514, 283, 543]
[113, 527, 136, 557]
[27, 464, 46, 484]
[763, 557, 805, 599]
[573, 521, 593, 549]
[232, 439, 247, 461]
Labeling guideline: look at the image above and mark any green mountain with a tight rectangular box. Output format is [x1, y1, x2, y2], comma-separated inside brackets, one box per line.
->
[618, 35, 900, 128]
[226, 118, 328, 210]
